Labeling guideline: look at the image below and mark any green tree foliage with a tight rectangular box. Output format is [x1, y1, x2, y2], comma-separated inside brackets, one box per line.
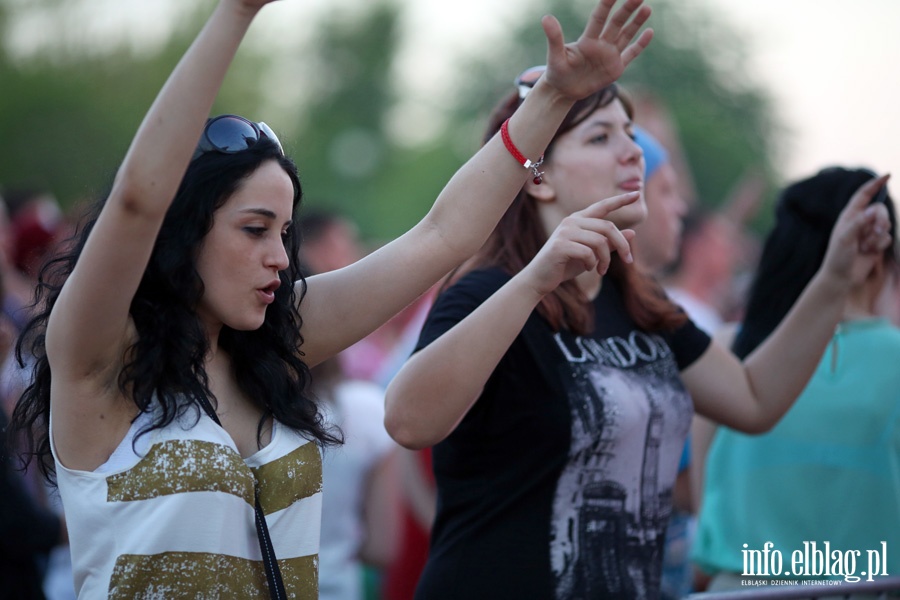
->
[0, 0, 780, 240]
[0, 1, 270, 209]
[0, 0, 457, 242]
[275, 1, 462, 242]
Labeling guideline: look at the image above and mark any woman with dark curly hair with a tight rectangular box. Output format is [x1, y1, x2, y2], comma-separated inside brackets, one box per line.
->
[8, 0, 654, 597]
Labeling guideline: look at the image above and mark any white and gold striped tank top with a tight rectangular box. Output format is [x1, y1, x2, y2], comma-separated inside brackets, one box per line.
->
[52, 407, 322, 599]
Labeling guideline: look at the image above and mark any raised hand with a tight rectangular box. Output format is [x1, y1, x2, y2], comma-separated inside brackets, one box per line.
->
[822, 174, 893, 287]
[521, 191, 638, 297]
[541, 0, 654, 101]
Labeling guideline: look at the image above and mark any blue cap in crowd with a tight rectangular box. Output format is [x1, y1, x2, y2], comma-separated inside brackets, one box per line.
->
[633, 126, 669, 181]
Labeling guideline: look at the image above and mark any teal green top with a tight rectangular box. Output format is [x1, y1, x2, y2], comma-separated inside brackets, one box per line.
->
[692, 318, 900, 578]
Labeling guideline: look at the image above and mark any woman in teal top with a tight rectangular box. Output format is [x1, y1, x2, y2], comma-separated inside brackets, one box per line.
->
[693, 167, 900, 586]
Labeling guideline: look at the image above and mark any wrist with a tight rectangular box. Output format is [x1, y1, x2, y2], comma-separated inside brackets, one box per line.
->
[810, 267, 853, 299]
[501, 119, 545, 184]
[514, 266, 555, 306]
[523, 77, 579, 112]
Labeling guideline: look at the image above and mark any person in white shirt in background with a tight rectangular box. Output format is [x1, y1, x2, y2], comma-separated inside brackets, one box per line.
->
[298, 210, 402, 600]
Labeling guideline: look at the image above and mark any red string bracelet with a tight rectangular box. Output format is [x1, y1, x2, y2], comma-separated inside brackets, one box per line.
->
[500, 118, 544, 184]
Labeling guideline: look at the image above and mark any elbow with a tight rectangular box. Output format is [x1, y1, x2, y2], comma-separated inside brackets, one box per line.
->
[740, 420, 774, 435]
[748, 413, 780, 434]
[383, 388, 440, 450]
[385, 361, 478, 449]
[383, 410, 434, 451]
[108, 168, 170, 221]
[419, 212, 478, 264]
[734, 411, 780, 435]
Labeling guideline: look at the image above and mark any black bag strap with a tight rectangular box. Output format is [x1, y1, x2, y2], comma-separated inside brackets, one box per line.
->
[197, 396, 287, 600]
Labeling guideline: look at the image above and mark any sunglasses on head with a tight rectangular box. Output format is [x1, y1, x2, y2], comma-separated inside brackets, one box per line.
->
[516, 65, 546, 101]
[192, 114, 283, 161]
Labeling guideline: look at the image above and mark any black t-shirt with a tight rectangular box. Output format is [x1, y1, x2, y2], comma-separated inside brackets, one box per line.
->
[413, 268, 710, 600]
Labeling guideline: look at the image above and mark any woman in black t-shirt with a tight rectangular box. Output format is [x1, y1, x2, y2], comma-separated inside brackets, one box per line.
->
[384, 64, 892, 599]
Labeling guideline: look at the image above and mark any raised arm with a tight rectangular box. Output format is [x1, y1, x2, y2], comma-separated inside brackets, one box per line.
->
[683, 175, 893, 433]
[45, 0, 281, 468]
[298, 0, 653, 367]
[385, 193, 638, 449]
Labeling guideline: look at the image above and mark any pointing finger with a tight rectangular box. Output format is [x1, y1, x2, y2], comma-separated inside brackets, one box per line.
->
[581, 191, 641, 219]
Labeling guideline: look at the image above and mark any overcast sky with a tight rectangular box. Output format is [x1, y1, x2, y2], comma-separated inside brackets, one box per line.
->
[701, 0, 900, 182]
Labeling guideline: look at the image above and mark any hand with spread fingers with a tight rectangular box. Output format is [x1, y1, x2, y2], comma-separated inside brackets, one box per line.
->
[540, 0, 654, 102]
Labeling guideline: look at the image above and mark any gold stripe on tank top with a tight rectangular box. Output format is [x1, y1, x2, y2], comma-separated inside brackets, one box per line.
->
[251, 440, 322, 515]
[108, 551, 318, 599]
[105, 439, 255, 505]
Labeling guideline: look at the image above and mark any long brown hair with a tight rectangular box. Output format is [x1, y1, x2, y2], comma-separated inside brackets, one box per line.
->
[451, 83, 685, 336]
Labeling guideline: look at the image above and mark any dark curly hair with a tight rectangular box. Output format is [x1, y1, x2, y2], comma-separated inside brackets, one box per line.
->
[10, 136, 341, 482]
